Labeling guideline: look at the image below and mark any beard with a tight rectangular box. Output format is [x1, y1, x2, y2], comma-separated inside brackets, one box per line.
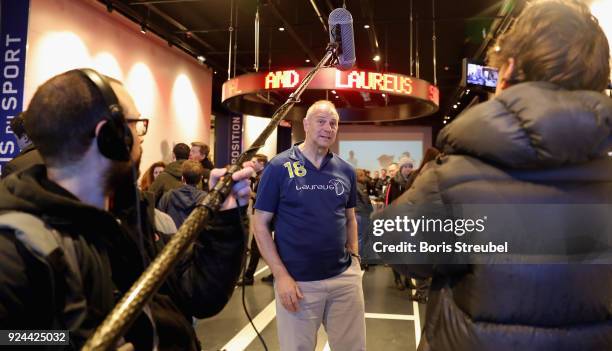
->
[105, 147, 142, 212]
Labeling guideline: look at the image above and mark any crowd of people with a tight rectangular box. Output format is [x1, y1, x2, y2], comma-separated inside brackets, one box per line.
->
[0, 0, 610, 350]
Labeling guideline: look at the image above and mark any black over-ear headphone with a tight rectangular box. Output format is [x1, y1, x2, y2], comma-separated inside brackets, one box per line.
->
[78, 68, 133, 161]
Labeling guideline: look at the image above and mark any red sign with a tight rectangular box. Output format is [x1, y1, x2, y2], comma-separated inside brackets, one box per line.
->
[222, 67, 439, 106]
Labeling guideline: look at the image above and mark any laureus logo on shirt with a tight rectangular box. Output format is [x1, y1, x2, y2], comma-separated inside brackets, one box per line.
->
[295, 178, 346, 196]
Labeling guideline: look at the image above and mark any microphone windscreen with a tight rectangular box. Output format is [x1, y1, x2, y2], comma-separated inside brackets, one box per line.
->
[328, 8, 356, 70]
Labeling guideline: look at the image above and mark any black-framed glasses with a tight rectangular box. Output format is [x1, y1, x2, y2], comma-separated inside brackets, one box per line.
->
[126, 118, 149, 136]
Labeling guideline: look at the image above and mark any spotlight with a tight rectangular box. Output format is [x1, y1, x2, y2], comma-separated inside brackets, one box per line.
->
[197, 55, 206, 63]
[278, 27, 285, 32]
[140, 23, 147, 34]
[364, 24, 370, 29]
[381, 93, 386, 98]
[305, 59, 310, 63]
[453, 104, 458, 109]
[373, 55, 380, 62]
[331, 90, 336, 94]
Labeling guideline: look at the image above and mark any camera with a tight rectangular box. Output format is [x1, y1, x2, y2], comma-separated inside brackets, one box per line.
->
[461, 58, 499, 92]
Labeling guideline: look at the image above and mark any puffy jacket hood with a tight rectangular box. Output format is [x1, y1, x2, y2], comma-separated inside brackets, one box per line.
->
[437, 82, 612, 168]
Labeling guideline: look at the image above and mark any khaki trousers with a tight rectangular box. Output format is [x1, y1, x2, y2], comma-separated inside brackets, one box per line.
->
[275, 258, 366, 351]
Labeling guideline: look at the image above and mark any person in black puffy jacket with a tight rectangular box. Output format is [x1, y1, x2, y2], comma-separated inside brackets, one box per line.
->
[378, 1, 612, 350]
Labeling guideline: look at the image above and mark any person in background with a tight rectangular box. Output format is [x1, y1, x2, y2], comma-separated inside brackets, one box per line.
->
[189, 141, 214, 170]
[385, 158, 414, 206]
[139, 161, 166, 192]
[371, 170, 381, 197]
[380, 1, 612, 349]
[347, 150, 358, 167]
[238, 154, 270, 286]
[391, 148, 441, 302]
[149, 143, 190, 204]
[385, 159, 415, 292]
[382, 163, 397, 197]
[1, 112, 43, 179]
[157, 160, 207, 228]
[355, 169, 373, 270]
[189, 141, 214, 190]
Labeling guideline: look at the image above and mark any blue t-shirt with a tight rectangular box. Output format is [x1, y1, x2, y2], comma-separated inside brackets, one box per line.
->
[255, 144, 357, 281]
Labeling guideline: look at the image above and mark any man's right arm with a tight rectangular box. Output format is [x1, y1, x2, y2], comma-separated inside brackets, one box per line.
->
[253, 210, 288, 278]
[253, 210, 303, 312]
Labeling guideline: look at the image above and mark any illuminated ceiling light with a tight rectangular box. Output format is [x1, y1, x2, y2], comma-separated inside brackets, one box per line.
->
[331, 90, 336, 94]
[214, 71, 218, 74]
[443, 120, 447, 124]
[305, 59, 310, 63]
[140, 23, 147, 34]
[278, 27, 285, 32]
[453, 104, 458, 109]
[457, 101, 460, 105]
[444, 66, 449, 71]
[364, 24, 370, 29]
[466, 89, 470, 93]
[197, 55, 206, 63]
[373, 55, 381, 62]
[381, 93, 386, 97]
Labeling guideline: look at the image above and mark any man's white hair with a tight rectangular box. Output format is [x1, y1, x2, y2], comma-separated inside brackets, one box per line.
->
[305, 100, 339, 120]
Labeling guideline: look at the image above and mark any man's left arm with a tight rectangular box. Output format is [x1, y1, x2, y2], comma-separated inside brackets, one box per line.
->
[345, 207, 358, 255]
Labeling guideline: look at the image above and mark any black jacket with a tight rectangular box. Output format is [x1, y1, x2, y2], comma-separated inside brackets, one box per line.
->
[382, 82, 612, 351]
[355, 182, 373, 216]
[1, 144, 43, 179]
[0, 165, 246, 350]
[384, 172, 414, 205]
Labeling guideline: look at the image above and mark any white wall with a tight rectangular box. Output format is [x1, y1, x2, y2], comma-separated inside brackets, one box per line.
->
[243, 115, 278, 159]
[24, 0, 213, 173]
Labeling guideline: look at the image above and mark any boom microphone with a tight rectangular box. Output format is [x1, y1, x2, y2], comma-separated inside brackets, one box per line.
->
[328, 8, 356, 70]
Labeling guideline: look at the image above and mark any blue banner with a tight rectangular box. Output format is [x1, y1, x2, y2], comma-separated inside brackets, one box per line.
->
[214, 115, 243, 167]
[0, 0, 30, 173]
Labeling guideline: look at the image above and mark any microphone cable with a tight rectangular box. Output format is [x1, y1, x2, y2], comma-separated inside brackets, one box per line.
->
[236, 200, 269, 351]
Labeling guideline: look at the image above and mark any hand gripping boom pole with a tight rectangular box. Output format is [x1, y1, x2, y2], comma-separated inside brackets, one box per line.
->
[82, 45, 337, 350]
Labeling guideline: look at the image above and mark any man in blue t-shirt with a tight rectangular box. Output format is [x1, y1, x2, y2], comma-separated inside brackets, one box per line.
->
[254, 100, 365, 350]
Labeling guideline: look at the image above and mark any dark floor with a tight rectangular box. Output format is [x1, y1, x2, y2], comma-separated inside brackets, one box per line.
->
[196, 263, 426, 351]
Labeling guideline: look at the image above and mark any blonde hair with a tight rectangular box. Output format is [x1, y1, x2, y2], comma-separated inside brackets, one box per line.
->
[487, 0, 610, 91]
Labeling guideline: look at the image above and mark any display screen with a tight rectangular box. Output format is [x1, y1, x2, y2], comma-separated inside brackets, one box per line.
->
[466, 62, 499, 88]
[339, 140, 423, 173]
